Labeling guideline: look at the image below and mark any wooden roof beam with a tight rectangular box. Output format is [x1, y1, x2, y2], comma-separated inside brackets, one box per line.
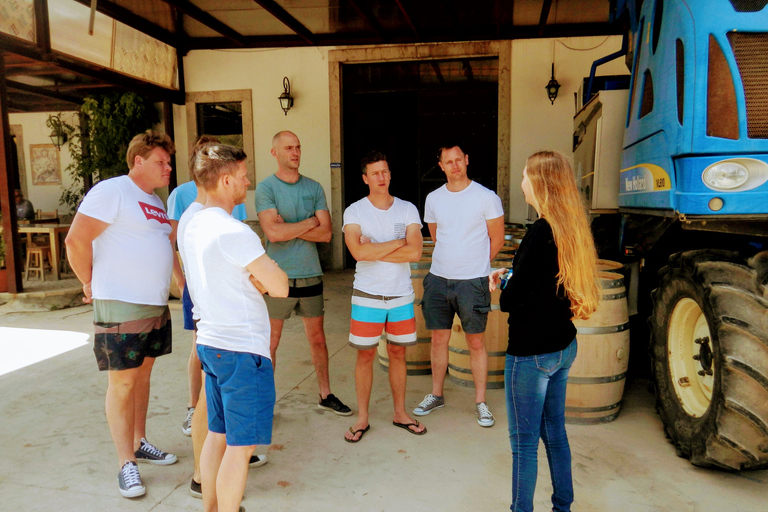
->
[394, 0, 421, 40]
[1, 34, 184, 104]
[250, 0, 316, 45]
[6, 79, 82, 105]
[346, 0, 386, 42]
[158, 0, 247, 47]
[539, 0, 553, 36]
[71, 0, 179, 48]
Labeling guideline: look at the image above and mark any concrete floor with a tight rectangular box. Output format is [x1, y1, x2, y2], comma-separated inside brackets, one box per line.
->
[0, 270, 765, 512]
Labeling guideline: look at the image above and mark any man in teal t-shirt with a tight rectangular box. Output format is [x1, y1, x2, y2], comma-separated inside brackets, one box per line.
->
[255, 130, 351, 416]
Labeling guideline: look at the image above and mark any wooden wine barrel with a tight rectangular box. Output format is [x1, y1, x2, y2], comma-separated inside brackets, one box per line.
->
[447, 288, 508, 389]
[597, 259, 623, 272]
[377, 336, 432, 375]
[378, 266, 432, 375]
[565, 271, 630, 424]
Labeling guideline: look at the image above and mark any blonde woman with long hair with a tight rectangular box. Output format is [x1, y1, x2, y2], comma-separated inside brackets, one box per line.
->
[490, 150, 599, 512]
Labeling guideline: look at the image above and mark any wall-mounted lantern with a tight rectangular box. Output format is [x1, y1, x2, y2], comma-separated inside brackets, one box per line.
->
[279, 77, 294, 115]
[545, 63, 561, 105]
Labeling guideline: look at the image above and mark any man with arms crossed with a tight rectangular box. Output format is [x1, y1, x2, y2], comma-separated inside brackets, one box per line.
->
[342, 151, 426, 442]
[255, 130, 351, 415]
[66, 130, 178, 498]
[167, 135, 247, 437]
[184, 144, 288, 512]
[173, 140, 267, 500]
[413, 142, 505, 427]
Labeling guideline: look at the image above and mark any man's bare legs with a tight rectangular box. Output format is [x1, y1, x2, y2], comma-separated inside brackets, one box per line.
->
[192, 371, 207, 485]
[465, 332, 488, 403]
[132, 356, 155, 449]
[187, 333, 202, 409]
[106, 367, 139, 467]
[303, 315, 331, 398]
[105, 356, 155, 467]
[429, 329, 452, 397]
[269, 318, 284, 369]
[388, 344, 425, 432]
[344, 344, 425, 441]
[200, 431, 253, 512]
[344, 348, 375, 441]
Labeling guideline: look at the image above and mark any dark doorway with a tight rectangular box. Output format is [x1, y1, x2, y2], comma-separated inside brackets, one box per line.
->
[341, 57, 499, 267]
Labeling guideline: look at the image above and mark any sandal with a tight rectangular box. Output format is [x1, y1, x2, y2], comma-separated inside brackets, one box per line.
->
[344, 425, 370, 443]
[392, 420, 427, 435]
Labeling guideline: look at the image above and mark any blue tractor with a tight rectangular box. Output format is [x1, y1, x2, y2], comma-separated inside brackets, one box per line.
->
[579, 0, 768, 469]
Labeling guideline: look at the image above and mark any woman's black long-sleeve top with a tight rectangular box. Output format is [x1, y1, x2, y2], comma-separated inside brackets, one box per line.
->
[499, 218, 576, 357]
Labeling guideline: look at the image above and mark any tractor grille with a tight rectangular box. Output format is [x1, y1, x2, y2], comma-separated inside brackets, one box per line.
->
[727, 0, 768, 12]
[728, 32, 768, 138]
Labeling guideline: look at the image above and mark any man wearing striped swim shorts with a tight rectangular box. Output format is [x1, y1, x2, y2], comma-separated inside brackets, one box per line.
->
[341, 150, 426, 442]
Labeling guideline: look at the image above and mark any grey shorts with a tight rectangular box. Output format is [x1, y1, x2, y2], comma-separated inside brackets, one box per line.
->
[421, 273, 491, 334]
[264, 276, 324, 319]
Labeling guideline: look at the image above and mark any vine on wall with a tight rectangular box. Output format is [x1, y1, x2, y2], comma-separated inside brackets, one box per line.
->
[53, 92, 160, 214]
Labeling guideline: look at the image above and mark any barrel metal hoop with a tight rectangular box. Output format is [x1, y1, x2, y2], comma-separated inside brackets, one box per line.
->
[576, 322, 629, 335]
[449, 346, 506, 357]
[567, 372, 627, 384]
[599, 278, 624, 289]
[565, 411, 620, 424]
[565, 402, 621, 413]
[448, 363, 504, 376]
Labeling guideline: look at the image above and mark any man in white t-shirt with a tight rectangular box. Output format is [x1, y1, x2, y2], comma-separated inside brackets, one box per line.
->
[342, 151, 426, 442]
[66, 130, 179, 499]
[183, 144, 288, 512]
[413, 142, 505, 428]
[175, 141, 268, 500]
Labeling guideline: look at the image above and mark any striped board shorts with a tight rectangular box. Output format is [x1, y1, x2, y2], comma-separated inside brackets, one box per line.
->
[349, 289, 417, 349]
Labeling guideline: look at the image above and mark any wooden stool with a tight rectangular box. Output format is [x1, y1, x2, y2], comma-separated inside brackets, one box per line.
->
[25, 245, 51, 281]
[59, 241, 70, 274]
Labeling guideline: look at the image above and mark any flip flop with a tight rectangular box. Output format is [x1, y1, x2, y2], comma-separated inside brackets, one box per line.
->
[393, 420, 427, 435]
[344, 425, 370, 443]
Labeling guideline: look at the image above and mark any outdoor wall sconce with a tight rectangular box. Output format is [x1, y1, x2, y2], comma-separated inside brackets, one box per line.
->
[278, 77, 294, 115]
[545, 63, 561, 105]
[47, 113, 68, 150]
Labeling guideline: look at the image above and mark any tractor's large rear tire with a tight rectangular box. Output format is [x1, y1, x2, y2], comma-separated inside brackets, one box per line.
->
[650, 249, 768, 470]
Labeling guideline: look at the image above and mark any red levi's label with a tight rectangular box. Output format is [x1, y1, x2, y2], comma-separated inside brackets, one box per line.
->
[139, 202, 170, 225]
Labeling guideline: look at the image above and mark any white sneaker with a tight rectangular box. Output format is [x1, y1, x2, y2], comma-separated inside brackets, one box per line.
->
[476, 402, 495, 427]
[182, 407, 194, 436]
[118, 460, 145, 498]
[135, 437, 178, 465]
[413, 394, 445, 416]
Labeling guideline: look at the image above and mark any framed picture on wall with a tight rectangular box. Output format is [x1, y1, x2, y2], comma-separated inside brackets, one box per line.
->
[30, 144, 62, 185]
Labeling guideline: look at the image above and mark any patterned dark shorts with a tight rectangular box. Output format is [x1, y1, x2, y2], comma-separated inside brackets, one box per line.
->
[93, 305, 172, 371]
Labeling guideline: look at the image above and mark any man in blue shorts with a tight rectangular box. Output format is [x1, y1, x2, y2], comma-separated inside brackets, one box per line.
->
[172, 138, 267, 499]
[255, 130, 351, 416]
[184, 144, 288, 512]
[342, 150, 426, 442]
[168, 135, 250, 436]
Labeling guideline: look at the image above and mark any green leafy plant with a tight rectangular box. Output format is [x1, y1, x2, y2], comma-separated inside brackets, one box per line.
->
[56, 92, 160, 214]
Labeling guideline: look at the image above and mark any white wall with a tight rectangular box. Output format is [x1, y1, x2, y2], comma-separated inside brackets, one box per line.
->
[8, 111, 80, 217]
[508, 36, 628, 223]
[181, 47, 332, 219]
[182, 37, 628, 227]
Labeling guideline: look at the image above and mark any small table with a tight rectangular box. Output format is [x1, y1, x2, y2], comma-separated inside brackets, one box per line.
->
[18, 224, 71, 280]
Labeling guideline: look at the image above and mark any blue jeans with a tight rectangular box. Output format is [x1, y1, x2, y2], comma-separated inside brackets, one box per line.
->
[505, 339, 577, 512]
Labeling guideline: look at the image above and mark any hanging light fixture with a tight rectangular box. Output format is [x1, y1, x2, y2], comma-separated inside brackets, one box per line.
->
[545, 63, 561, 105]
[278, 77, 294, 115]
[47, 113, 68, 150]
